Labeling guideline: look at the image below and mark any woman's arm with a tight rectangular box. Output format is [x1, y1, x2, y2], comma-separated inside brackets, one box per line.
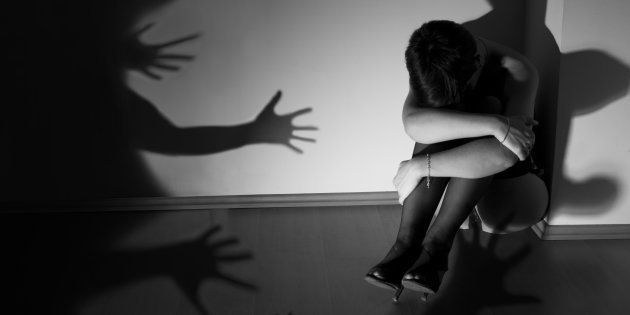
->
[394, 137, 517, 204]
[403, 88, 535, 161]
[395, 41, 539, 203]
[415, 138, 517, 178]
[402, 89, 507, 144]
[402, 39, 539, 160]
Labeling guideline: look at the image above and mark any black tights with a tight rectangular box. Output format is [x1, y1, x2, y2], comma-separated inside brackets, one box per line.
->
[396, 141, 493, 254]
[422, 176, 492, 252]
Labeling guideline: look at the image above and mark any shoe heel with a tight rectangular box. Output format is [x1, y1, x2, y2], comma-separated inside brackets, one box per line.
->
[365, 274, 404, 304]
[365, 241, 423, 302]
[393, 287, 403, 303]
[421, 292, 429, 302]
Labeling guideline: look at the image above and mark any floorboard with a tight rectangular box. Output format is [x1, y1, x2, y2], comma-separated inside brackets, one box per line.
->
[2, 206, 630, 315]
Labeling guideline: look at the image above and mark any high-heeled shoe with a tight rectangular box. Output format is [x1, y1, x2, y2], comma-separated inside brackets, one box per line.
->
[401, 247, 449, 301]
[365, 241, 422, 302]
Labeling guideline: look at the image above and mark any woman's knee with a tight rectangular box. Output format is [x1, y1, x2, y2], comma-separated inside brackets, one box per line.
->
[441, 177, 493, 210]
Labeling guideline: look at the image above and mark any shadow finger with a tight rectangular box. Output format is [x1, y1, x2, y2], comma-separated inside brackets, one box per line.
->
[285, 143, 303, 154]
[216, 273, 258, 290]
[208, 237, 239, 250]
[140, 68, 162, 80]
[293, 125, 318, 131]
[157, 54, 195, 60]
[152, 63, 180, 71]
[287, 107, 312, 118]
[156, 33, 202, 49]
[216, 252, 253, 262]
[291, 135, 316, 142]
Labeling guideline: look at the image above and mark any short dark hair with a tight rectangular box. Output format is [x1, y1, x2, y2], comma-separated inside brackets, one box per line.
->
[405, 20, 478, 107]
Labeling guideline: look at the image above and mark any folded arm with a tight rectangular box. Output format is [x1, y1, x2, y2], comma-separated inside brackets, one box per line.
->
[421, 137, 517, 178]
[401, 38, 539, 160]
[402, 89, 506, 144]
[394, 136, 517, 204]
[395, 38, 539, 203]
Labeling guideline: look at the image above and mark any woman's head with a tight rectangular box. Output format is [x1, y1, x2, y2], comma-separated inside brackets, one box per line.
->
[405, 20, 482, 107]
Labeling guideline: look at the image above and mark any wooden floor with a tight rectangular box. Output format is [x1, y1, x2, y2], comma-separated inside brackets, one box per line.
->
[3, 205, 630, 315]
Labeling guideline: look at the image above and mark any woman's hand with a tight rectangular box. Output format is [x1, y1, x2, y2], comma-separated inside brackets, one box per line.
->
[495, 116, 537, 161]
[393, 157, 425, 205]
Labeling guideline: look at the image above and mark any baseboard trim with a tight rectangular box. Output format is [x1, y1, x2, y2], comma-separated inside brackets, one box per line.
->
[540, 223, 630, 240]
[1, 191, 399, 213]
[528, 219, 630, 240]
[5, 193, 630, 240]
[531, 219, 547, 239]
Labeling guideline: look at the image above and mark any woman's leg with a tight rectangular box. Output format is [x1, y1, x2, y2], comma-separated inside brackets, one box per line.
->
[398, 139, 468, 247]
[366, 142, 452, 298]
[401, 176, 493, 295]
[423, 176, 493, 254]
[378, 175, 450, 268]
[393, 139, 463, 247]
[396, 177, 450, 245]
[365, 175, 449, 300]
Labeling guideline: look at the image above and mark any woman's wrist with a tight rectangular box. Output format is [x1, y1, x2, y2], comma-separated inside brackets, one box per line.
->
[412, 155, 428, 178]
[488, 114, 509, 141]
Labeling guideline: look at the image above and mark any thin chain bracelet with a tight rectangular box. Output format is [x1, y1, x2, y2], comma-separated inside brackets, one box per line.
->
[426, 153, 431, 188]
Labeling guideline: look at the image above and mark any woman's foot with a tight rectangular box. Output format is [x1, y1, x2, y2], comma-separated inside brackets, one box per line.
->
[365, 240, 422, 302]
[401, 245, 450, 297]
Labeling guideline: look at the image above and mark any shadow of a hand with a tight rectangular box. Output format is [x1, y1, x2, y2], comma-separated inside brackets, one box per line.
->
[250, 90, 318, 153]
[166, 225, 257, 314]
[123, 23, 200, 80]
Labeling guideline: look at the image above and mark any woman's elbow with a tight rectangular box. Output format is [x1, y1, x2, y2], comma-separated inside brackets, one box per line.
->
[403, 122, 438, 144]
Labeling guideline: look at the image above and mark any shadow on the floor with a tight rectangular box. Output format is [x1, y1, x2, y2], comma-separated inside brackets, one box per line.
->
[66, 224, 256, 315]
[421, 221, 540, 314]
[2, 213, 255, 315]
[382, 213, 540, 314]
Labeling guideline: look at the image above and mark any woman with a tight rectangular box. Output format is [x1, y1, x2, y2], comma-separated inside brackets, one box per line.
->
[365, 20, 538, 301]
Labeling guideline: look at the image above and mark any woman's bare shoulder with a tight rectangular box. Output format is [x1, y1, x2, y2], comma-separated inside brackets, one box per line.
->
[481, 38, 538, 82]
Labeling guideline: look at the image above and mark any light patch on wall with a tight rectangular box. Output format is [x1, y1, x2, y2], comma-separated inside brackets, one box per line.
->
[549, 0, 630, 225]
[127, 0, 491, 196]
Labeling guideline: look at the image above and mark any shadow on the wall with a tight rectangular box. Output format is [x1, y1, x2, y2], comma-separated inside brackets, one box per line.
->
[4, 1, 314, 313]
[2, 213, 255, 315]
[462, 0, 555, 188]
[3, 0, 316, 206]
[551, 50, 629, 214]
[463, 0, 627, 216]
[462, 0, 526, 52]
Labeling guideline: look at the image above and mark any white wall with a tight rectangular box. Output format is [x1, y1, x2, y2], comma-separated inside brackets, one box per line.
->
[548, 0, 630, 225]
[128, 0, 494, 196]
